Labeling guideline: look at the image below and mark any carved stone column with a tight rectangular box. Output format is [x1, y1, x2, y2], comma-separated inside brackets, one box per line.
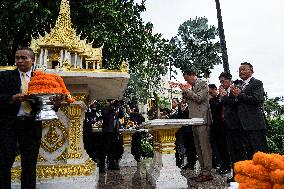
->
[144, 119, 204, 189]
[119, 129, 137, 167]
[11, 100, 99, 189]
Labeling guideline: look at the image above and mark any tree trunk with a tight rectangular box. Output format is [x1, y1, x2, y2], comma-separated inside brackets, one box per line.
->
[215, 0, 230, 73]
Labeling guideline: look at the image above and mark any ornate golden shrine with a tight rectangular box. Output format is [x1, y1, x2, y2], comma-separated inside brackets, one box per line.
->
[9, 0, 129, 187]
[30, 0, 103, 71]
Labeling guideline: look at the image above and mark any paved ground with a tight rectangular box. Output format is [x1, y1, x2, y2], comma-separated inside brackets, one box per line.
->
[98, 166, 230, 189]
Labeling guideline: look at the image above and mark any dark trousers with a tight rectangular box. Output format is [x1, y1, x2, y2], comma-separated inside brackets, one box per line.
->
[175, 126, 197, 168]
[98, 132, 119, 169]
[211, 126, 230, 170]
[243, 130, 268, 160]
[226, 129, 247, 167]
[0, 117, 42, 189]
[83, 122, 97, 161]
[181, 126, 197, 168]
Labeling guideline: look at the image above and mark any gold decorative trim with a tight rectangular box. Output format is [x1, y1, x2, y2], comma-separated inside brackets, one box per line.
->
[0, 66, 16, 70]
[67, 105, 82, 157]
[150, 128, 179, 154]
[121, 132, 134, 146]
[56, 150, 82, 161]
[41, 120, 68, 153]
[38, 154, 48, 162]
[71, 94, 88, 104]
[15, 155, 21, 162]
[14, 154, 47, 162]
[12, 159, 96, 180]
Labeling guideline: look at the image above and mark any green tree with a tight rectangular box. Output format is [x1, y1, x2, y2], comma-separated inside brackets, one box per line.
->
[263, 96, 284, 154]
[0, 0, 172, 104]
[0, 0, 61, 64]
[170, 17, 222, 77]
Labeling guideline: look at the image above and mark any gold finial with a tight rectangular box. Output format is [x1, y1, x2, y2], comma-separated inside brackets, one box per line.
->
[38, 0, 77, 49]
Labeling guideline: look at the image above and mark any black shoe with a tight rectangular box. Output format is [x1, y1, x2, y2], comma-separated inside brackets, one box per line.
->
[227, 176, 235, 183]
[194, 174, 213, 182]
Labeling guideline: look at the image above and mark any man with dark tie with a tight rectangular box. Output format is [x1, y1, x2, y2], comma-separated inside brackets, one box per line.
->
[218, 72, 247, 182]
[0, 47, 62, 189]
[208, 84, 230, 174]
[230, 62, 268, 159]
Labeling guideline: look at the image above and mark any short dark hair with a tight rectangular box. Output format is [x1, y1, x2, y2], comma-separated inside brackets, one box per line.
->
[208, 84, 217, 90]
[218, 72, 232, 80]
[172, 97, 179, 103]
[183, 69, 196, 76]
[241, 62, 254, 72]
[16, 47, 35, 61]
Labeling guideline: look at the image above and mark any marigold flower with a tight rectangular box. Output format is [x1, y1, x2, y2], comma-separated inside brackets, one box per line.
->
[273, 184, 284, 189]
[270, 169, 284, 184]
[234, 160, 270, 181]
[253, 152, 284, 171]
[28, 70, 75, 103]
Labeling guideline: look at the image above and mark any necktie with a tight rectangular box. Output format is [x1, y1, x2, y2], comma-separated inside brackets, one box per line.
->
[241, 82, 247, 90]
[21, 73, 32, 114]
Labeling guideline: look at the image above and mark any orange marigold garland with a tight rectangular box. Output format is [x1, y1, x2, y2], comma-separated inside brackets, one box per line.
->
[234, 160, 270, 181]
[253, 152, 284, 171]
[235, 174, 272, 189]
[28, 70, 75, 103]
[270, 169, 284, 184]
[273, 184, 284, 189]
[234, 152, 284, 189]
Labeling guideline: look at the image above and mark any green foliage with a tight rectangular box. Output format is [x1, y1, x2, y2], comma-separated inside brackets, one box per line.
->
[266, 118, 284, 154]
[170, 17, 222, 77]
[0, 0, 172, 104]
[0, 0, 61, 64]
[140, 139, 154, 158]
[146, 92, 171, 120]
[263, 96, 284, 154]
[263, 96, 284, 119]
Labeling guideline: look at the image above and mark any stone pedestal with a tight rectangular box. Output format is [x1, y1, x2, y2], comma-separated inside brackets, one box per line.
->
[119, 129, 137, 167]
[143, 119, 204, 189]
[11, 102, 99, 189]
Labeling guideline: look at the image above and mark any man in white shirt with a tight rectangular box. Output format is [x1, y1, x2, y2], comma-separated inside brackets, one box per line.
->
[230, 62, 268, 159]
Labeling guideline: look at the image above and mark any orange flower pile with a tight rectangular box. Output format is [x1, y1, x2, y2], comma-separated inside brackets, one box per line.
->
[234, 152, 284, 189]
[28, 70, 75, 103]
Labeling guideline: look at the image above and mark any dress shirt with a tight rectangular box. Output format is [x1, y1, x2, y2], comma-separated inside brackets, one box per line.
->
[242, 76, 252, 90]
[17, 69, 32, 117]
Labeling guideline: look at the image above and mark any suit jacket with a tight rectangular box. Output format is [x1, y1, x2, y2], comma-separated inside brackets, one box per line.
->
[184, 79, 211, 125]
[221, 92, 241, 130]
[0, 69, 38, 118]
[102, 106, 124, 133]
[209, 95, 224, 130]
[236, 77, 267, 131]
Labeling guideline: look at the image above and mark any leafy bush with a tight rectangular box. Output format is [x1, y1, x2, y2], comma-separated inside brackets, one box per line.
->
[264, 96, 284, 154]
[266, 118, 284, 154]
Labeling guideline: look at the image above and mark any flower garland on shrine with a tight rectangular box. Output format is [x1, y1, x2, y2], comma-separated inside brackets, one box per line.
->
[234, 151, 284, 189]
[28, 70, 75, 103]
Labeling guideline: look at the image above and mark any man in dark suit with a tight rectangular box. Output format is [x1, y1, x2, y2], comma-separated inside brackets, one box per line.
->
[230, 62, 268, 159]
[208, 84, 230, 174]
[0, 47, 41, 189]
[0, 47, 62, 189]
[219, 72, 247, 182]
[99, 99, 124, 173]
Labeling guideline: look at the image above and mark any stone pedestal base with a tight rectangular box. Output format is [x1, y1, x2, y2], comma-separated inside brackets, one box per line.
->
[12, 169, 99, 189]
[119, 146, 137, 167]
[143, 119, 204, 189]
[146, 153, 187, 189]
